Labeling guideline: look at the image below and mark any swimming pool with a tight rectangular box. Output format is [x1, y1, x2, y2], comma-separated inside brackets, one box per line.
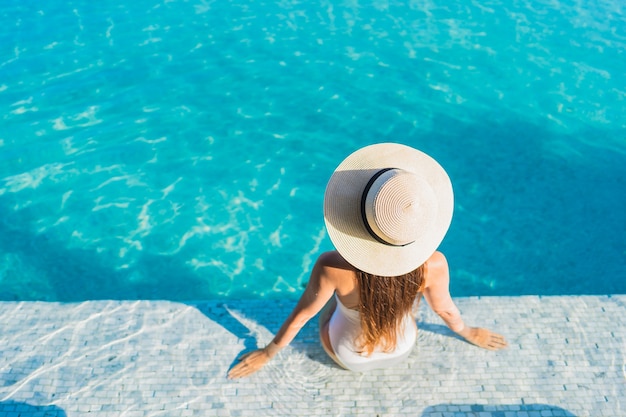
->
[1, 0, 624, 301]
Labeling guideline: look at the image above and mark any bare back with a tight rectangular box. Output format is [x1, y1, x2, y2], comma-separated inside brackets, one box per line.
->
[318, 250, 454, 316]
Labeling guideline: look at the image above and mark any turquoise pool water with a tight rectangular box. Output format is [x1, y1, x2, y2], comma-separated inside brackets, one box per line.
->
[1, 0, 625, 301]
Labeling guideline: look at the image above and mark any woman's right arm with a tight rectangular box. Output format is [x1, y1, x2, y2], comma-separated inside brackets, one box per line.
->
[227, 252, 338, 379]
[422, 251, 507, 350]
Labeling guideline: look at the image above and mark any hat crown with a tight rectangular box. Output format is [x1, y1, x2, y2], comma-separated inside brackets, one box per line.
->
[364, 169, 436, 247]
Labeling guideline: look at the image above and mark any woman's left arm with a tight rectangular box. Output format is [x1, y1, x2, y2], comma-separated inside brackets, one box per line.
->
[423, 251, 508, 351]
[228, 254, 337, 379]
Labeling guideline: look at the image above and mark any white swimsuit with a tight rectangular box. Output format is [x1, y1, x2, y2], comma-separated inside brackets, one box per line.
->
[328, 294, 417, 372]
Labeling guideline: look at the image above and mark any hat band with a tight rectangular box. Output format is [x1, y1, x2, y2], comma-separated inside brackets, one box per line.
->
[360, 168, 413, 248]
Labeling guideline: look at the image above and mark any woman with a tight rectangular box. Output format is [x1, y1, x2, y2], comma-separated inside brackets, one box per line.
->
[228, 143, 507, 379]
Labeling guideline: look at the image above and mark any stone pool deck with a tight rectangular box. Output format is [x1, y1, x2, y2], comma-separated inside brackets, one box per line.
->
[0, 295, 624, 417]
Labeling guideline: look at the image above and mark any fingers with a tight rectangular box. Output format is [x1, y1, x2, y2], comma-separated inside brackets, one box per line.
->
[490, 332, 508, 347]
[228, 357, 259, 379]
[482, 332, 508, 351]
[228, 362, 254, 379]
[468, 328, 508, 351]
[227, 349, 270, 379]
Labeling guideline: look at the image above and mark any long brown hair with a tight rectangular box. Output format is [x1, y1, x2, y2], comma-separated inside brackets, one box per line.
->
[356, 265, 425, 355]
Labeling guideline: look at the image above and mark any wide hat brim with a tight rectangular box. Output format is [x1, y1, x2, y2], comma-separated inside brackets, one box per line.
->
[323, 143, 454, 276]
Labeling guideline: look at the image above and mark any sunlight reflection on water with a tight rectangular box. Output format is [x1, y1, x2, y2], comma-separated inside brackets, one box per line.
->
[1, 0, 625, 301]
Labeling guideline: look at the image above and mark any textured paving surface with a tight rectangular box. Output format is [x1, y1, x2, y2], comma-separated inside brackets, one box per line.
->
[0, 295, 624, 416]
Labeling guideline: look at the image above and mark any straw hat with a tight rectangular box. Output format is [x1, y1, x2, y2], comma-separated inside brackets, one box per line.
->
[323, 143, 454, 276]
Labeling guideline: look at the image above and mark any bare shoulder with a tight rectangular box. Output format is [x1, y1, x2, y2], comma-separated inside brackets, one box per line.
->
[316, 250, 354, 270]
[425, 251, 448, 270]
[424, 251, 450, 285]
[314, 251, 358, 297]
[314, 251, 356, 284]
